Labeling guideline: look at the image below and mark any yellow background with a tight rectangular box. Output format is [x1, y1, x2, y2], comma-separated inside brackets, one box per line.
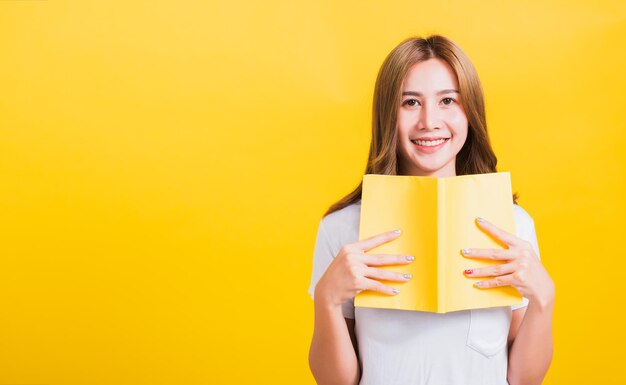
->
[1, 1, 624, 384]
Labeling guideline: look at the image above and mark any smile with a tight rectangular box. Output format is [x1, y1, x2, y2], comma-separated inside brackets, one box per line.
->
[410, 138, 449, 147]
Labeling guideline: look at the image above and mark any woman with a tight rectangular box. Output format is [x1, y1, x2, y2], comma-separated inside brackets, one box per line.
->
[307, 35, 555, 385]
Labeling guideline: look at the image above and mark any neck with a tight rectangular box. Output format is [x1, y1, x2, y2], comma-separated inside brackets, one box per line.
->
[400, 161, 457, 178]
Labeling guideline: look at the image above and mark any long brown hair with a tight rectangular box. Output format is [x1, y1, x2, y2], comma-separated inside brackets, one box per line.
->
[325, 35, 515, 217]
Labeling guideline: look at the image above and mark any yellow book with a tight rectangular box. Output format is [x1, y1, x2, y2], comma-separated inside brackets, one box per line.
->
[355, 172, 523, 313]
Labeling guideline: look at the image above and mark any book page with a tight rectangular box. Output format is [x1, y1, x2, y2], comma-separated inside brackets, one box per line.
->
[441, 172, 523, 312]
[356, 175, 438, 312]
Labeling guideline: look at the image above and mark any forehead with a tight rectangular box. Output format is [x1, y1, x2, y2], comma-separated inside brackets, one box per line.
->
[402, 58, 458, 90]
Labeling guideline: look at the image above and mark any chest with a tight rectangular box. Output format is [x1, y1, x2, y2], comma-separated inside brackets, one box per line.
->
[354, 306, 512, 358]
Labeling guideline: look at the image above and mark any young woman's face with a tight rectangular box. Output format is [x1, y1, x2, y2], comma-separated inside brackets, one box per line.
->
[396, 58, 468, 177]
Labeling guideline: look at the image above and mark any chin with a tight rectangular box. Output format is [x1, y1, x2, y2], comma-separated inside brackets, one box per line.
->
[403, 155, 456, 176]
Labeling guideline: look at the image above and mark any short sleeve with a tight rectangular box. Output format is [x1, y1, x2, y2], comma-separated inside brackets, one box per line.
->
[511, 206, 541, 311]
[307, 220, 356, 319]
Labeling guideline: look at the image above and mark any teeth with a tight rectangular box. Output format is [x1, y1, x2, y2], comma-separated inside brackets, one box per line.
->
[412, 138, 446, 147]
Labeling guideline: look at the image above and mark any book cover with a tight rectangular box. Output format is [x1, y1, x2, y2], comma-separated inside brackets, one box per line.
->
[355, 172, 523, 313]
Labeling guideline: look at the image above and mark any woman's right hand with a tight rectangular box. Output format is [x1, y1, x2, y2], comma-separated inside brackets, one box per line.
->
[314, 229, 415, 308]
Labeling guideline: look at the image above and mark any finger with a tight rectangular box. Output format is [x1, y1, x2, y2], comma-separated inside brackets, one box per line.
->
[464, 262, 516, 278]
[473, 273, 515, 289]
[362, 277, 401, 296]
[355, 229, 402, 252]
[461, 248, 518, 260]
[363, 266, 412, 282]
[475, 217, 521, 247]
[362, 253, 415, 266]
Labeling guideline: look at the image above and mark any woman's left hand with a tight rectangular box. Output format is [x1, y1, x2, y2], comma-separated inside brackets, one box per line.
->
[461, 217, 555, 308]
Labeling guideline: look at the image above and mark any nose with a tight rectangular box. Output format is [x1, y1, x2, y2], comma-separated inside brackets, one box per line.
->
[418, 102, 441, 130]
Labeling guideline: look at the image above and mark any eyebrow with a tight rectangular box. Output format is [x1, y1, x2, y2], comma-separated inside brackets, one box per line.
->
[402, 89, 459, 96]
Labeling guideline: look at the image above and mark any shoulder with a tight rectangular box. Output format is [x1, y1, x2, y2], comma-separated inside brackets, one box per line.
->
[321, 201, 361, 231]
[512, 203, 541, 257]
[512, 203, 536, 235]
[513, 203, 534, 223]
[318, 201, 362, 253]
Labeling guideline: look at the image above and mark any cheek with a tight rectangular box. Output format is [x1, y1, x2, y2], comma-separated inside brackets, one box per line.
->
[446, 109, 467, 123]
[446, 110, 469, 135]
[396, 112, 414, 146]
[396, 110, 412, 133]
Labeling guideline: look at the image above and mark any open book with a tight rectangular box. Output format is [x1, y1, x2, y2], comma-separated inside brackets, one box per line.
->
[355, 172, 523, 313]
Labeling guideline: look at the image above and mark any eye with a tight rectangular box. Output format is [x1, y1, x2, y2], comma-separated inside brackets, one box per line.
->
[441, 97, 455, 105]
[402, 99, 420, 107]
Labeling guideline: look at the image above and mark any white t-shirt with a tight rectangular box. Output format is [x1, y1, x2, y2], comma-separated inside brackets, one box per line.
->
[308, 200, 540, 385]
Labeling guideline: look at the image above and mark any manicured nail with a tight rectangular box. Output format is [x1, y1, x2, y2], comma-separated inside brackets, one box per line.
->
[406, 255, 415, 261]
[393, 229, 402, 234]
[403, 273, 412, 279]
[476, 217, 484, 223]
[464, 269, 473, 275]
[474, 281, 483, 288]
[392, 288, 400, 294]
[461, 249, 471, 255]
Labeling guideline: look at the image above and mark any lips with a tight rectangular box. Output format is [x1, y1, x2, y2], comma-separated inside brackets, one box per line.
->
[410, 138, 449, 147]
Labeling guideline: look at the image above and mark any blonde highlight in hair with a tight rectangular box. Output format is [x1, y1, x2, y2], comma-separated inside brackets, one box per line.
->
[325, 35, 514, 217]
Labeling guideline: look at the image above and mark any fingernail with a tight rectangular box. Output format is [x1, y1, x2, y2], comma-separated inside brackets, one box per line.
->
[474, 282, 482, 288]
[461, 249, 471, 255]
[406, 255, 415, 261]
[392, 288, 400, 294]
[403, 273, 412, 279]
[393, 229, 402, 234]
[476, 217, 484, 223]
[464, 269, 473, 275]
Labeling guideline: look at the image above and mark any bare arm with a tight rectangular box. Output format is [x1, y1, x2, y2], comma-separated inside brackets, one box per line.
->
[507, 298, 554, 385]
[308, 230, 413, 385]
[309, 302, 359, 385]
